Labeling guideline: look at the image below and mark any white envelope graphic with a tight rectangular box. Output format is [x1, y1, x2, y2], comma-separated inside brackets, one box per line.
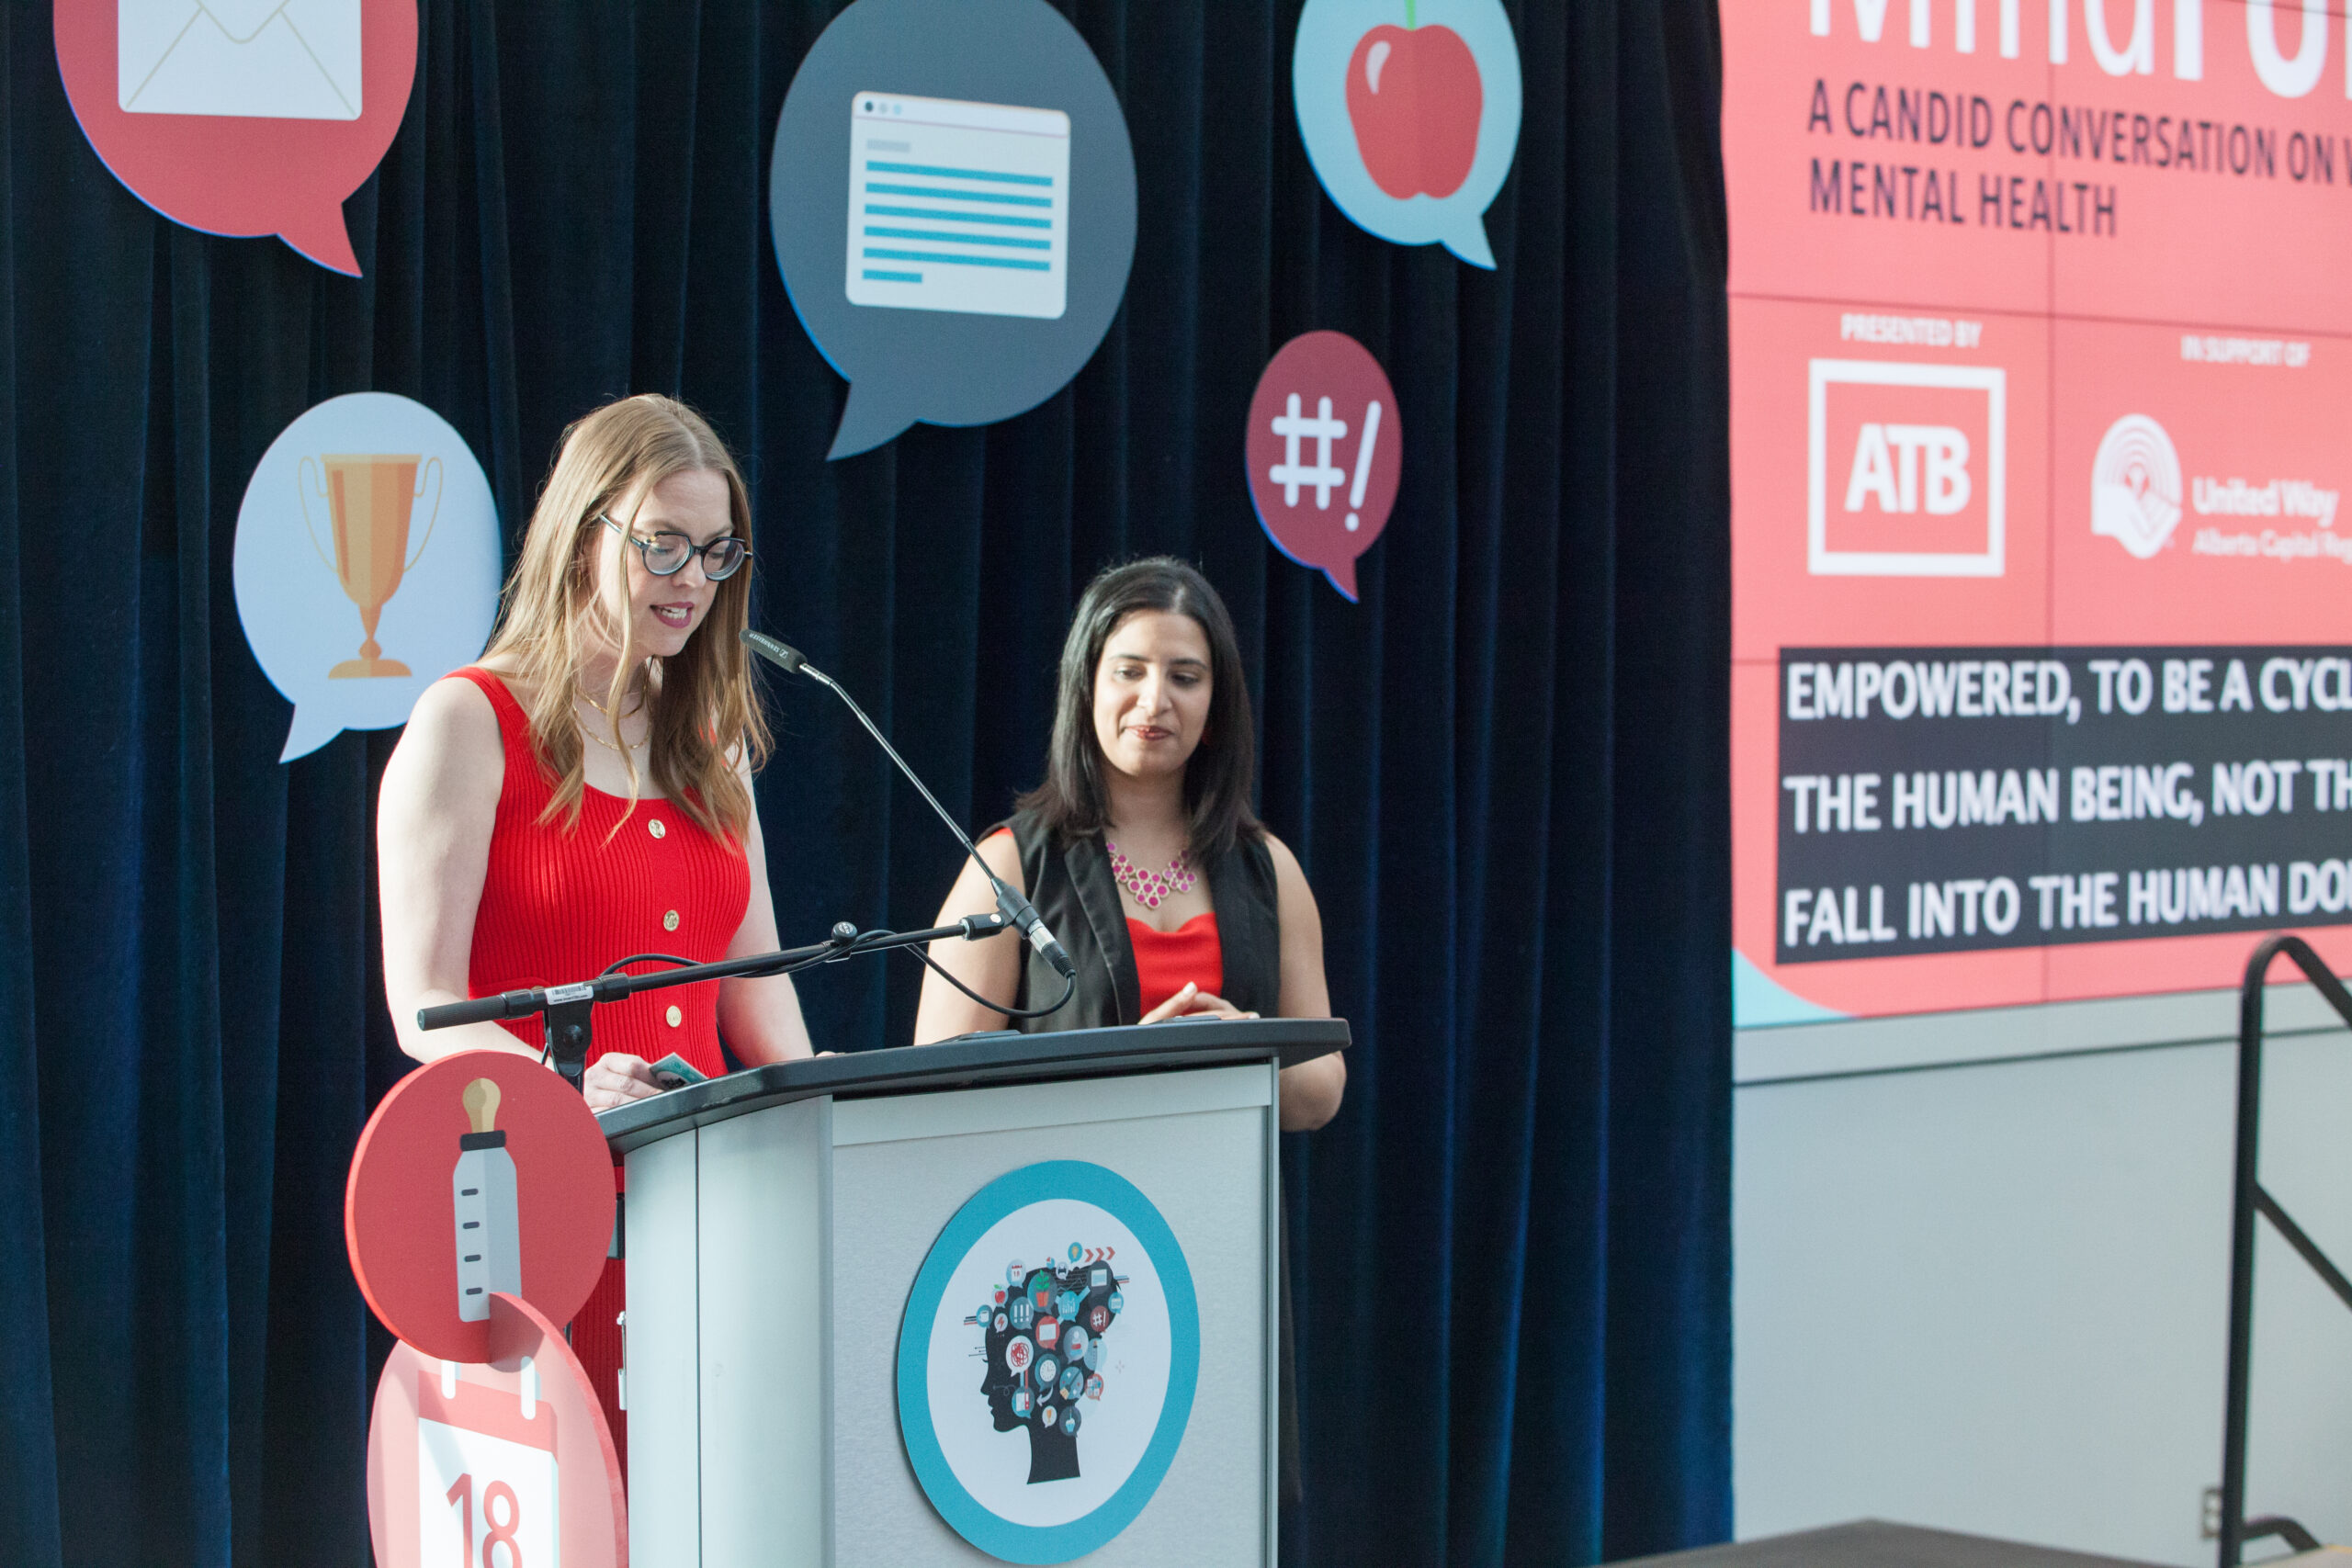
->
[119, 0, 363, 120]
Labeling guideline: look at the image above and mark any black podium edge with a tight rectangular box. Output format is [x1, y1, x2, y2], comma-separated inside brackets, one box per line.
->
[595, 1016, 1351, 1154]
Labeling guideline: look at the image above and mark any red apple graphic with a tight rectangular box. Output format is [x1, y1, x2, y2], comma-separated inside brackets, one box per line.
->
[1344, 14, 1484, 200]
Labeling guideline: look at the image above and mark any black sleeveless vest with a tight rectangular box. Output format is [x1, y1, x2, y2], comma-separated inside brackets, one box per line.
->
[1001, 808, 1283, 1032]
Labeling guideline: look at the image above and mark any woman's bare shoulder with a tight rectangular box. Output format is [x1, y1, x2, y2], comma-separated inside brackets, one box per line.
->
[409, 672, 498, 736]
[975, 824, 1024, 893]
[1258, 829, 1306, 880]
[391, 674, 505, 791]
[469, 653, 537, 699]
[1258, 829, 1322, 911]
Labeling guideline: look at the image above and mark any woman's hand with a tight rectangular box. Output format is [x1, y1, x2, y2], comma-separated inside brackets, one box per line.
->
[1139, 983, 1260, 1024]
[582, 1054, 662, 1111]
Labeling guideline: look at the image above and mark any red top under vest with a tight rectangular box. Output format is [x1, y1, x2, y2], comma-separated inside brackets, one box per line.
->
[981, 827, 1223, 1013]
[1129, 914, 1223, 1014]
[452, 667, 747, 1077]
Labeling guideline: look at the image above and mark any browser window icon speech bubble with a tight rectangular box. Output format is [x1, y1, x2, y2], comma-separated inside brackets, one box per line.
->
[769, 0, 1136, 460]
[847, 94, 1069, 321]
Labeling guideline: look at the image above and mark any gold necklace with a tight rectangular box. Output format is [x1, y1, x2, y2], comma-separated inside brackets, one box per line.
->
[575, 684, 647, 753]
[577, 684, 644, 722]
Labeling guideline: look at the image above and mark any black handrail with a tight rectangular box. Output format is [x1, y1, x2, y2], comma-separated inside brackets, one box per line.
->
[2218, 933, 2352, 1568]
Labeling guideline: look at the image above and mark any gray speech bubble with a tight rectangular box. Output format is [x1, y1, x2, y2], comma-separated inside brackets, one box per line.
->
[771, 0, 1137, 460]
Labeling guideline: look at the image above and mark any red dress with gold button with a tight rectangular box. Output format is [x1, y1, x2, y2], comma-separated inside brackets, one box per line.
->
[448, 666, 749, 1472]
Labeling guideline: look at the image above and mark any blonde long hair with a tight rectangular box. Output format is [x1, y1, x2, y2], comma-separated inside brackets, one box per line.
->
[482, 394, 768, 843]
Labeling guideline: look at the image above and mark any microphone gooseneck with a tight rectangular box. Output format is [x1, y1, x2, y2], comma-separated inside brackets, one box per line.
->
[740, 630, 1079, 986]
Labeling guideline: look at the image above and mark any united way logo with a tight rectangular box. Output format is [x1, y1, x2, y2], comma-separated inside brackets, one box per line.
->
[2090, 413, 2183, 559]
[897, 1161, 1199, 1564]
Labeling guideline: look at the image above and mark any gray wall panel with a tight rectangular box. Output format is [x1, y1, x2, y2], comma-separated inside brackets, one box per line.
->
[1735, 1021, 2352, 1564]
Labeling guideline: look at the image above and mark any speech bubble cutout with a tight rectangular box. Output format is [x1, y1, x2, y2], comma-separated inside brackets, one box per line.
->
[345, 1051, 616, 1363]
[233, 393, 500, 761]
[1293, 0, 1521, 268]
[366, 1299, 626, 1568]
[1246, 332, 1402, 602]
[52, 0, 417, 275]
[770, 0, 1137, 459]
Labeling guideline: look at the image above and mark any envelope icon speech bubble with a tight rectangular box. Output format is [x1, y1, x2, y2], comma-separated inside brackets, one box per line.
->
[54, 0, 414, 275]
[118, 0, 363, 120]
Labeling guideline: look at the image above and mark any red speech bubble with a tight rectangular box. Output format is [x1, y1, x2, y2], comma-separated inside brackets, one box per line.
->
[1246, 330, 1401, 601]
[345, 1051, 616, 1362]
[368, 1294, 626, 1568]
[53, 0, 417, 276]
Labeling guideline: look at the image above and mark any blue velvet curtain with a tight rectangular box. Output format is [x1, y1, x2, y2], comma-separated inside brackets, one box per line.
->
[0, 1, 1730, 1563]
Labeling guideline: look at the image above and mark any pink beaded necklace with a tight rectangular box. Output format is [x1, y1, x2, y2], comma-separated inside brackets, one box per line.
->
[1104, 839, 1196, 909]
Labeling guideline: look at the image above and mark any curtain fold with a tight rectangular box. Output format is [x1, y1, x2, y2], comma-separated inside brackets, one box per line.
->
[0, 2, 1729, 1562]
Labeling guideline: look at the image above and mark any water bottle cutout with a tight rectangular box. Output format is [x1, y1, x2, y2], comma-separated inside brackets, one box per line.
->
[453, 1077, 523, 1322]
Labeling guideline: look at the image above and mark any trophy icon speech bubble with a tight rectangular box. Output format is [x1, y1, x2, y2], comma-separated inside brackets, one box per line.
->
[233, 392, 500, 761]
[300, 453, 444, 679]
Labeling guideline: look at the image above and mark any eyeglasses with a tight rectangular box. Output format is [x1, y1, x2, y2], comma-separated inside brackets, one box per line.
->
[600, 514, 751, 581]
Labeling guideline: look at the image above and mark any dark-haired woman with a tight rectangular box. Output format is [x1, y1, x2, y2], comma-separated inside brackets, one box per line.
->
[911, 556, 1343, 1129]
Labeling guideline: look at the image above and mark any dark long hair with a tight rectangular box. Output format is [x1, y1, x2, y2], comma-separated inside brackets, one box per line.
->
[1016, 558, 1261, 863]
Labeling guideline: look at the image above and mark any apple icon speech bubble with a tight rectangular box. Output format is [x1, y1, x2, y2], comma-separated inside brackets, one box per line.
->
[1295, 0, 1521, 268]
[1346, 18, 1482, 199]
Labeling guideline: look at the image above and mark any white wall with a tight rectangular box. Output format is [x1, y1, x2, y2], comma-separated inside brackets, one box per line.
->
[1734, 985, 2352, 1566]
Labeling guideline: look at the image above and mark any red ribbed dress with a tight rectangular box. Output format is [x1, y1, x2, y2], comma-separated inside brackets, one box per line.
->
[451, 667, 750, 1474]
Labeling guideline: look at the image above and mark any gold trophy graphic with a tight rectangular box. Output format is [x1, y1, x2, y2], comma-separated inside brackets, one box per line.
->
[299, 453, 444, 679]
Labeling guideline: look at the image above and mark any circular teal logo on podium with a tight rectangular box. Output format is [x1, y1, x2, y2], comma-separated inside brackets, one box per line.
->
[897, 1161, 1199, 1563]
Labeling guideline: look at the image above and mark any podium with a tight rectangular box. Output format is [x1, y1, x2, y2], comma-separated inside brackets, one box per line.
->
[598, 1018, 1349, 1566]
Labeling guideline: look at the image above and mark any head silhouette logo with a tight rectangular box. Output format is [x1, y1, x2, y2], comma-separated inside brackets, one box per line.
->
[1293, 0, 1521, 267]
[972, 1251, 1122, 1484]
[2091, 413, 2184, 559]
[53, 0, 417, 274]
[898, 1162, 1197, 1563]
[769, 0, 1137, 458]
[233, 394, 501, 760]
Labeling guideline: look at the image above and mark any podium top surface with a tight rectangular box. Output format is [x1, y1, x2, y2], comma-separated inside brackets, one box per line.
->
[595, 1016, 1350, 1154]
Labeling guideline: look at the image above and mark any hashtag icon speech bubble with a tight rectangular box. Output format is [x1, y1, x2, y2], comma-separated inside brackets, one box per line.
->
[1246, 332, 1402, 600]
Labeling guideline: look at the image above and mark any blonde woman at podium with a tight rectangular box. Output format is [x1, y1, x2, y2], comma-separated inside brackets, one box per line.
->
[911, 555, 1344, 1132]
[376, 393, 814, 1458]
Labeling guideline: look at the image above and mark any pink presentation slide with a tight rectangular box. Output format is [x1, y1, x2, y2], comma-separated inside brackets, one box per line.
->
[1728, 1, 2352, 1020]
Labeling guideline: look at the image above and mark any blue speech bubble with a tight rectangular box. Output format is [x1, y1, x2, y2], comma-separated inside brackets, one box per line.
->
[771, 0, 1137, 459]
[232, 395, 501, 761]
[1293, 0, 1521, 268]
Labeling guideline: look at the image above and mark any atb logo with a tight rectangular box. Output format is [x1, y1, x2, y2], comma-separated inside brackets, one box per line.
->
[1808, 359, 2005, 578]
[2089, 413, 2183, 559]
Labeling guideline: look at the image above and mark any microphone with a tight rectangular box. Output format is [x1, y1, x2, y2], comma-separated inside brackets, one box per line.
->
[742, 630, 1078, 981]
